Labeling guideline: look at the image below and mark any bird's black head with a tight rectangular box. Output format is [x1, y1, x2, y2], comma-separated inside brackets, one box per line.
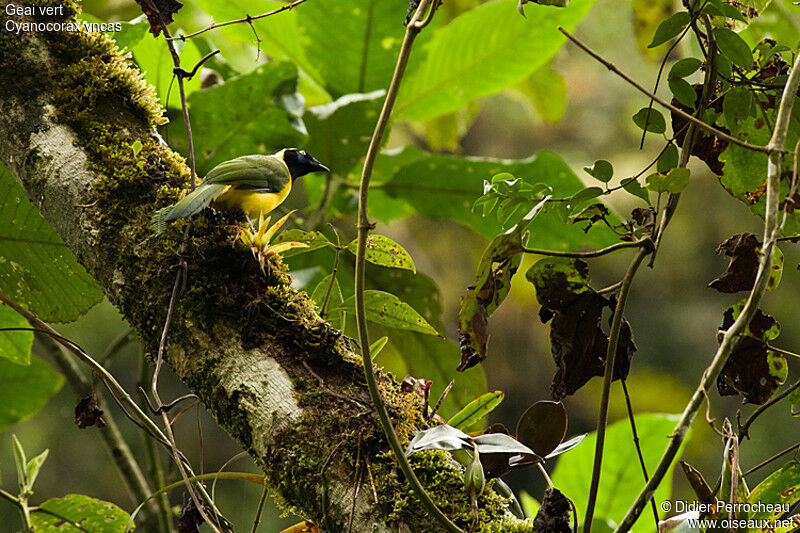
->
[282, 149, 330, 179]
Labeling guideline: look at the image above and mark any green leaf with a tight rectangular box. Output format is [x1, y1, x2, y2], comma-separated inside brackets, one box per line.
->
[0, 165, 103, 322]
[583, 160, 613, 183]
[0, 356, 63, 432]
[747, 462, 800, 521]
[621, 177, 651, 204]
[645, 167, 691, 194]
[346, 235, 416, 273]
[369, 336, 389, 360]
[25, 448, 49, 491]
[184, 62, 307, 174]
[130, 139, 143, 157]
[296, 0, 410, 97]
[668, 77, 697, 107]
[568, 187, 605, 212]
[722, 86, 754, 135]
[657, 144, 679, 173]
[13, 434, 26, 490]
[31, 494, 131, 532]
[380, 150, 618, 249]
[395, 0, 597, 121]
[447, 391, 505, 430]
[647, 11, 690, 48]
[714, 28, 755, 69]
[718, 116, 772, 200]
[111, 15, 149, 52]
[669, 57, 702, 79]
[304, 91, 385, 206]
[632, 108, 667, 134]
[551, 414, 687, 532]
[333, 290, 440, 336]
[520, 62, 567, 124]
[273, 229, 332, 258]
[0, 305, 32, 365]
[767, 246, 783, 290]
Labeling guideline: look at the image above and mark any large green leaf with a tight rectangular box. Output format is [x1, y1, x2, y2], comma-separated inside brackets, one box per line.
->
[31, 494, 131, 532]
[551, 414, 686, 533]
[378, 150, 617, 248]
[0, 305, 32, 366]
[185, 62, 307, 174]
[747, 461, 800, 521]
[394, 0, 596, 121]
[296, 0, 411, 97]
[303, 90, 385, 207]
[0, 355, 63, 431]
[333, 290, 440, 336]
[0, 166, 103, 322]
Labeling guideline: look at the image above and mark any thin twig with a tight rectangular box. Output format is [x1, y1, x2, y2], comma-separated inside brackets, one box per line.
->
[614, 44, 800, 533]
[169, 0, 310, 41]
[739, 376, 800, 440]
[353, 1, 462, 532]
[250, 486, 269, 533]
[744, 440, 800, 476]
[523, 239, 648, 258]
[583, 245, 652, 532]
[621, 379, 659, 529]
[558, 28, 773, 155]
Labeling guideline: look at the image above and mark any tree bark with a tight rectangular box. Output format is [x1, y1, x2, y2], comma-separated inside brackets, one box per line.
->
[0, 2, 526, 531]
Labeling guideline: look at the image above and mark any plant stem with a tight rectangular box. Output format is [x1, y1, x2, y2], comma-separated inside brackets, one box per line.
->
[354, 2, 463, 532]
[739, 376, 800, 440]
[583, 245, 651, 532]
[169, 0, 309, 41]
[613, 48, 800, 533]
[558, 28, 772, 155]
[620, 379, 659, 529]
[523, 239, 648, 258]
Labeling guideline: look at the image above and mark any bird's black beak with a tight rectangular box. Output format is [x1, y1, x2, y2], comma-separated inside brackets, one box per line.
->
[288, 151, 329, 179]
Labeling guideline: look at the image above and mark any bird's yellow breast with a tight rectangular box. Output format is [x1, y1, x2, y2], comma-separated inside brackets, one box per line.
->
[212, 182, 292, 220]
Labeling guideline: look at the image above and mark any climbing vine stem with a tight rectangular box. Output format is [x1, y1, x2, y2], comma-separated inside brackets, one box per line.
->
[353, 2, 463, 532]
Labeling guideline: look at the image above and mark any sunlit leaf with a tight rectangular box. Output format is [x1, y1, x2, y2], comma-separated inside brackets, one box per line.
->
[333, 290, 440, 336]
[346, 235, 416, 273]
[447, 391, 504, 430]
[31, 494, 130, 532]
[395, 0, 597, 121]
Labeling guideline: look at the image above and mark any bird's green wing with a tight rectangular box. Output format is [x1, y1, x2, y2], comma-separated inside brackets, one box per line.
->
[151, 183, 227, 234]
[202, 155, 290, 191]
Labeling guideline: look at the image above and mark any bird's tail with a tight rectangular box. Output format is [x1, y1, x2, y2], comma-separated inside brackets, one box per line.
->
[151, 183, 227, 235]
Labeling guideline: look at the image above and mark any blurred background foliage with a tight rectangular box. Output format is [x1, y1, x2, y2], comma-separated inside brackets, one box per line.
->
[2, 0, 800, 530]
